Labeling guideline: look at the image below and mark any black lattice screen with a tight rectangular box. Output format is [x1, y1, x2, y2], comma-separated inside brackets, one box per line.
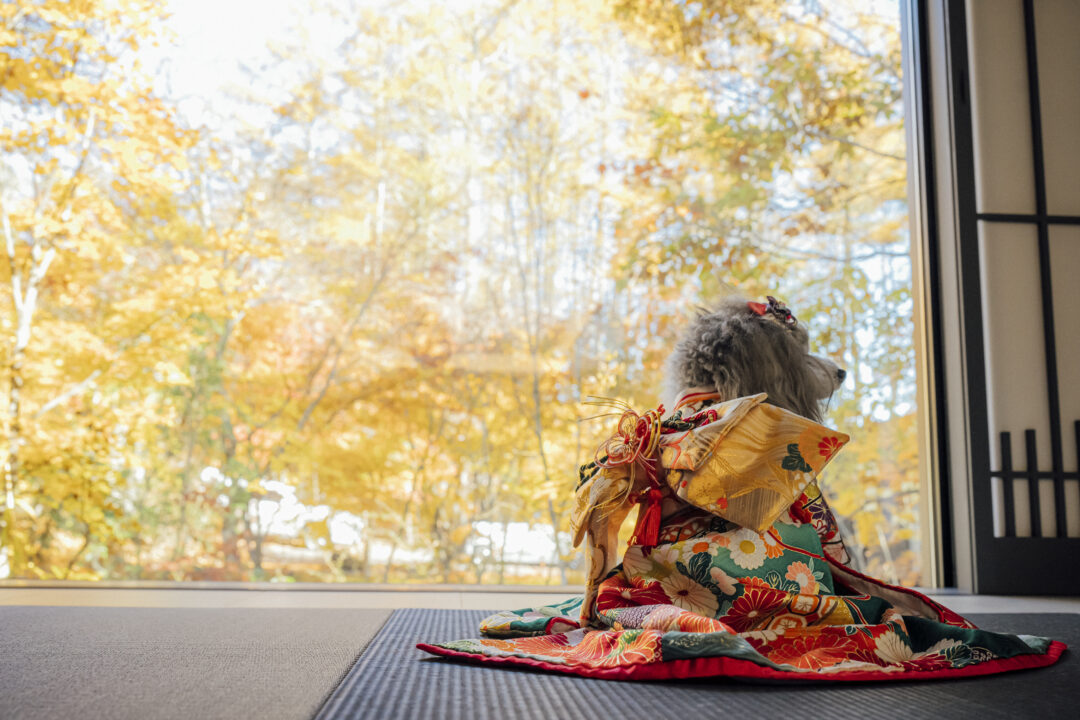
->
[976, 1, 1080, 544]
[939, 0, 1080, 594]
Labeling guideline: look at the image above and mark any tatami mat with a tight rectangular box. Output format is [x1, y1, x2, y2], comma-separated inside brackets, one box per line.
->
[0, 607, 391, 720]
[317, 609, 1077, 720]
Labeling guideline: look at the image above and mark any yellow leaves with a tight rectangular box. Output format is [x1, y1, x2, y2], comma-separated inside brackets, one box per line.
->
[0, 0, 919, 586]
[245, 480, 272, 497]
[23, 4, 75, 27]
[0, 0, 203, 582]
[153, 361, 192, 387]
[449, 524, 471, 546]
[174, 246, 201, 264]
[195, 267, 218, 291]
[305, 519, 331, 546]
[82, 504, 107, 525]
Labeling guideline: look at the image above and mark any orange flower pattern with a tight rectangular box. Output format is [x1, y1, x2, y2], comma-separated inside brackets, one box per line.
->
[724, 586, 786, 632]
[766, 630, 854, 670]
[818, 435, 843, 459]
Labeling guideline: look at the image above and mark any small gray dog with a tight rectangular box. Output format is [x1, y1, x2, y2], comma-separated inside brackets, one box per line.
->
[664, 295, 845, 422]
[571, 295, 851, 617]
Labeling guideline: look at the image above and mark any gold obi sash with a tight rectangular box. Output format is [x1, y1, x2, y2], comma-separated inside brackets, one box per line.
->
[661, 392, 848, 534]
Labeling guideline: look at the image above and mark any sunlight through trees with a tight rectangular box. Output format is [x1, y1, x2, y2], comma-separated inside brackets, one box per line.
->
[0, 0, 919, 585]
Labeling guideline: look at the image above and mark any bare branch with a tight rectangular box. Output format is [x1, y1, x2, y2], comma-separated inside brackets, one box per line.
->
[56, 109, 98, 218]
[34, 370, 101, 419]
[803, 128, 904, 162]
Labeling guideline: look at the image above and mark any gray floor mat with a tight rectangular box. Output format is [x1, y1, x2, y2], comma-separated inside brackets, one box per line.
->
[317, 609, 1076, 720]
[0, 606, 391, 720]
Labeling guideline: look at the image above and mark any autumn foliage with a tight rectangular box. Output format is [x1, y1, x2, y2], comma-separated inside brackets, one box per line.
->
[0, 0, 921, 585]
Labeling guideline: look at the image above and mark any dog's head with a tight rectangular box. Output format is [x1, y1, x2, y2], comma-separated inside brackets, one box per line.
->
[664, 296, 844, 423]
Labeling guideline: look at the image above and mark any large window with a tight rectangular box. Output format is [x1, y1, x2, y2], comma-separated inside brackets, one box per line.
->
[1, 0, 922, 585]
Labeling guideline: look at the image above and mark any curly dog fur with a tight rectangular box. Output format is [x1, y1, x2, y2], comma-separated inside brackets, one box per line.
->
[664, 296, 844, 422]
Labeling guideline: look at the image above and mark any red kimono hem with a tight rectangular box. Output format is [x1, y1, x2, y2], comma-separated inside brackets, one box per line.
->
[416, 640, 1067, 683]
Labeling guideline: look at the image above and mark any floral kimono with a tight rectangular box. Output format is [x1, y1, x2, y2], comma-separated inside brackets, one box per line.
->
[418, 391, 1066, 681]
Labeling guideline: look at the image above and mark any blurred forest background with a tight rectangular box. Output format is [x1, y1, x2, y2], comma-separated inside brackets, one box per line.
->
[0, 0, 920, 585]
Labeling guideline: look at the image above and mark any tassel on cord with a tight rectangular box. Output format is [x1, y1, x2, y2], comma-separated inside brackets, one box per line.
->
[629, 485, 664, 548]
[583, 397, 666, 548]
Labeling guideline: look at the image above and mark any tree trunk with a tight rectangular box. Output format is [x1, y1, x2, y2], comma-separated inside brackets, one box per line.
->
[1, 211, 55, 575]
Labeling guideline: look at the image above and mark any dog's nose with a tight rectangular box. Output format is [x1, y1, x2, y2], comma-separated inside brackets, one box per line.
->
[836, 368, 847, 382]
